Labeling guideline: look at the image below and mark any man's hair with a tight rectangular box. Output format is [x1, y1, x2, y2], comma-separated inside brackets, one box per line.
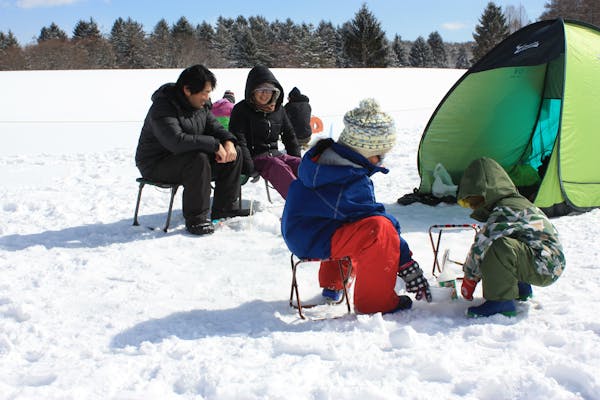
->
[175, 64, 216, 94]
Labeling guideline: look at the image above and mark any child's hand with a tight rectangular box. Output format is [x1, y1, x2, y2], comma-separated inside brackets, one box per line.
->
[398, 261, 432, 303]
[461, 278, 478, 300]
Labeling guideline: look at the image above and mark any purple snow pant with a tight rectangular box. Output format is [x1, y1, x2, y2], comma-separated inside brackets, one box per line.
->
[253, 153, 301, 199]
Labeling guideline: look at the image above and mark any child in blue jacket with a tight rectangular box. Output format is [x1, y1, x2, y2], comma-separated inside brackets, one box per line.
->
[282, 99, 432, 314]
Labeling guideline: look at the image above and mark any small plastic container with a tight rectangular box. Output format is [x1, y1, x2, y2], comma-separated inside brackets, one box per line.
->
[429, 285, 456, 301]
[436, 265, 458, 300]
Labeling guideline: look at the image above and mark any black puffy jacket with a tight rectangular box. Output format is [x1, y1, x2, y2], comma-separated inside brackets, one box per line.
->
[135, 83, 237, 176]
[229, 65, 300, 175]
[285, 93, 312, 142]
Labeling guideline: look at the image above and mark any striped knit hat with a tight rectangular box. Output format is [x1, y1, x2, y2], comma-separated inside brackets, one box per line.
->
[338, 98, 396, 159]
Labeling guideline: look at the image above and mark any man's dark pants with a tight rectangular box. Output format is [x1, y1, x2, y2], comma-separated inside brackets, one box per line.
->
[143, 147, 242, 224]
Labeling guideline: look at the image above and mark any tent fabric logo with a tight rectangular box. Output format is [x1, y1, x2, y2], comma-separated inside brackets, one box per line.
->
[514, 41, 540, 54]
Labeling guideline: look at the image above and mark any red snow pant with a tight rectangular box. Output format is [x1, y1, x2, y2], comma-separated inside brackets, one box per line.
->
[319, 216, 402, 314]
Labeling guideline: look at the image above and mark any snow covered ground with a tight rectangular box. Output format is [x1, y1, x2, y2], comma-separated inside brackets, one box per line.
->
[0, 68, 599, 399]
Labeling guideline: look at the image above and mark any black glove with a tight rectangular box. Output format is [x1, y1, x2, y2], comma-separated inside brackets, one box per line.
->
[398, 261, 432, 302]
[250, 171, 261, 183]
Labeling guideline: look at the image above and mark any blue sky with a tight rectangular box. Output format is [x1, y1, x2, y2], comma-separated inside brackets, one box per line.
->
[1, 0, 548, 45]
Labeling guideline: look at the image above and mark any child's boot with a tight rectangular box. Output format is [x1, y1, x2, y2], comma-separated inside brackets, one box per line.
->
[389, 295, 413, 313]
[322, 288, 343, 303]
[467, 300, 516, 318]
[517, 282, 533, 301]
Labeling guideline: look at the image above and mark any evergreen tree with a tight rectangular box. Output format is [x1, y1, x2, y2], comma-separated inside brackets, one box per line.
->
[293, 23, 322, 68]
[0, 30, 19, 49]
[270, 18, 298, 67]
[195, 22, 218, 66]
[213, 17, 235, 67]
[455, 46, 471, 69]
[148, 19, 172, 68]
[408, 36, 433, 67]
[391, 34, 407, 67]
[172, 16, 195, 38]
[151, 19, 170, 41]
[110, 17, 147, 68]
[196, 21, 215, 42]
[314, 21, 341, 68]
[71, 17, 114, 69]
[72, 18, 101, 40]
[234, 15, 249, 29]
[427, 31, 447, 68]
[38, 22, 67, 42]
[171, 16, 201, 67]
[248, 15, 274, 66]
[0, 30, 24, 70]
[341, 3, 389, 67]
[472, 2, 509, 64]
[233, 28, 260, 67]
[33, 23, 75, 69]
[271, 18, 297, 44]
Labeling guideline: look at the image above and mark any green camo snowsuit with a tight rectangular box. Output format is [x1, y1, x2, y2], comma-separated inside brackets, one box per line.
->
[458, 158, 565, 301]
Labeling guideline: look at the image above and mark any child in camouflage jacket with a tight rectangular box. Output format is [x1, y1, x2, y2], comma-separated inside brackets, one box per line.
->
[457, 157, 565, 317]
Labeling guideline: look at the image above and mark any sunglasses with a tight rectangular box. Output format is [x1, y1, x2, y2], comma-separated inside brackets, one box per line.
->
[374, 155, 385, 167]
[254, 89, 275, 94]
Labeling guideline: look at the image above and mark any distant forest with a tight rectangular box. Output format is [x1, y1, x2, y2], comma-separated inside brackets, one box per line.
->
[0, 0, 597, 70]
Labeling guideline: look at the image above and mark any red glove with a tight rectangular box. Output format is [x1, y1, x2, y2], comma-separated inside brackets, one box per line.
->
[461, 278, 478, 300]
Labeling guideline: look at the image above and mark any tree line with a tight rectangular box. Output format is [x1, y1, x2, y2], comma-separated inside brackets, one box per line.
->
[0, 0, 596, 71]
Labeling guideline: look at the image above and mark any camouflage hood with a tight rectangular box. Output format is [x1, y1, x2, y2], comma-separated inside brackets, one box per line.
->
[458, 157, 529, 222]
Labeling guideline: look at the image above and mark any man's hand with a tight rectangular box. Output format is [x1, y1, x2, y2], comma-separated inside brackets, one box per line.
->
[215, 144, 227, 163]
[222, 140, 238, 162]
[215, 141, 237, 163]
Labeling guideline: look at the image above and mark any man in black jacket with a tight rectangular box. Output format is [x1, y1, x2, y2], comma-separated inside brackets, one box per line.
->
[135, 65, 249, 236]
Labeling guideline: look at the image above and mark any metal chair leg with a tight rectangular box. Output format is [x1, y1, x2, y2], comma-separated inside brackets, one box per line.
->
[338, 259, 352, 314]
[133, 182, 145, 226]
[290, 255, 352, 319]
[265, 179, 272, 203]
[164, 185, 179, 232]
[428, 224, 479, 277]
[289, 255, 306, 319]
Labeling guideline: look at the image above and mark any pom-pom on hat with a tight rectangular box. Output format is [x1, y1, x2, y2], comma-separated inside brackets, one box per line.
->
[223, 90, 235, 103]
[338, 98, 396, 159]
[289, 87, 301, 99]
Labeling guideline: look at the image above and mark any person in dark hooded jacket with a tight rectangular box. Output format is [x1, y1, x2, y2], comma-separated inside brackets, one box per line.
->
[284, 87, 312, 148]
[457, 157, 565, 317]
[135, 65, 249, 236]
[229, 65, 301, 199]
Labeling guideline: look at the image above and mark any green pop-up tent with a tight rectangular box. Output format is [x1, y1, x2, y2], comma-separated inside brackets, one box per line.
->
[415, 18, 600, 217]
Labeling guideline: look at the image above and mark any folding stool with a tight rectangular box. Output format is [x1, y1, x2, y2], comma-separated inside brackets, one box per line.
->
[132, 178, 179, 232]
[133, 175, 249, 233]
[289, 254, 353, 319]
[428, 224, 479, 277]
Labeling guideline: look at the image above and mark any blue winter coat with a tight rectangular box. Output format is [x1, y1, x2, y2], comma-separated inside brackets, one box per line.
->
[281, 139, 410, 262]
